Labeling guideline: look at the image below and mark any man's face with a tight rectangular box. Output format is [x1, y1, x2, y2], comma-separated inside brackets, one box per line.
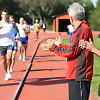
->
[19, 18, 24, 24]
[9, 16, 14, 21]
[1, 12, 9, 20]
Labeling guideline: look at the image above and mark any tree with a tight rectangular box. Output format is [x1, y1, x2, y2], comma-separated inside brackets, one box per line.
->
[89, 0, 100, 31]
[83, 0, 94, 24]
[21, 0, 85, 24]
[0, 0, 86, 25]
[0, 0, 22, 22]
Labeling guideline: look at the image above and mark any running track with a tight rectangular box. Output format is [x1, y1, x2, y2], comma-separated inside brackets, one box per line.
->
[0, 31, 99, 100]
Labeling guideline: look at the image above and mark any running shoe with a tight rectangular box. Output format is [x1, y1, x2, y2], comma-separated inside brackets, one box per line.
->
[4, 73, 11, 80]
[19, 55, 22, 60]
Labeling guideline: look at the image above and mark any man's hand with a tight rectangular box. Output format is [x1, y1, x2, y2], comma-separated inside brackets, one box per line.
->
[41, 37, 61, 51]
[79, 38, 94, 51]
[41, 44, 51, 50]
[79, 39, 86, 49]
[47, 37, 61, 46]
[47, 39, 54, 46]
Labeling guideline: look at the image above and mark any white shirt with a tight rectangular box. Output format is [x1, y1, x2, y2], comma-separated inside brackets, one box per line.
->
[0, 21, 14, 46]
[67, 25, 74, 32]
[42, 23, 46, 28]
[17, 24, 26, 37]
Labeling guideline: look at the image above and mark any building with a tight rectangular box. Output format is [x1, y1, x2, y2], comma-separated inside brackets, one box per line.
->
[52, 13, 70, 32]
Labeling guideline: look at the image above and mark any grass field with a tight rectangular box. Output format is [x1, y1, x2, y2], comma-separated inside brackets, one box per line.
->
[62, 35, 100, 95]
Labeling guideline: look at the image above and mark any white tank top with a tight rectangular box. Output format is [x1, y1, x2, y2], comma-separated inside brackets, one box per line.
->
[17, 24, 26, 37]
[0, 21, 14, 46]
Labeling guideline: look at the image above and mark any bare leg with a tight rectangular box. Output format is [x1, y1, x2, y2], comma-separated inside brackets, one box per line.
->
[18, 43, 23, 60]
[36, 32, 39, 39]
[35, 32, 39, 40]
[0, 55, 7, 72]
[3, 50, 12, 80]
[6, 50, 13, 71]
[10, 51, 17, 71]
[21, 44, 27, 61]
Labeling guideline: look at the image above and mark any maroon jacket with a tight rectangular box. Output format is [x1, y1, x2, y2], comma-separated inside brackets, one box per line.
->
[50, 20, 94, 81]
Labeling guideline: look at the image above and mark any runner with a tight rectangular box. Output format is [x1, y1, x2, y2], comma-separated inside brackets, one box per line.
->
[0, 9, 18, 80]
[17, 17, 30, 61]
[8, 15, 20, 72]
[33, 19, 40, 41]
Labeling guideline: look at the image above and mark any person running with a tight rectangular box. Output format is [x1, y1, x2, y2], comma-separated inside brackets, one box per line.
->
[42, 21, 47, 33]
[23, 19, 30, 45]
[8, 15, 20, 72]
[22, 19, 30, 53]
[39, 20, 47, 33]
[17, 17, 30, 61]
[33, 19, 40, 41]
[0, 9, 18, 80]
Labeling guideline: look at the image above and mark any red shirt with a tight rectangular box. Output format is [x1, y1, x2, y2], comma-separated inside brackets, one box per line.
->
[50, 20, 94, 81]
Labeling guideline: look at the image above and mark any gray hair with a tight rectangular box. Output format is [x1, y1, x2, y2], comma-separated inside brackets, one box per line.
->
[67, 2, 85, 21]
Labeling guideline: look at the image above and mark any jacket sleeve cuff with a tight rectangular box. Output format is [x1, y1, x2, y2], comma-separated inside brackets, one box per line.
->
[49, 44, 56, 52]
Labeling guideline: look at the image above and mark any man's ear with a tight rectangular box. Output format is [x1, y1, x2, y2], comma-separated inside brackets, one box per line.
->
[69, 16, 73, 25]
[70, 16, 74, 22]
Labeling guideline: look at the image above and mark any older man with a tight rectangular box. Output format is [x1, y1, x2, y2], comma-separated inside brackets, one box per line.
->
[41, 2, 94, 100]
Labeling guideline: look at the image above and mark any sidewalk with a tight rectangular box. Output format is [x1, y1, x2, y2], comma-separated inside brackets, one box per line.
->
[0, 31, 99, 100]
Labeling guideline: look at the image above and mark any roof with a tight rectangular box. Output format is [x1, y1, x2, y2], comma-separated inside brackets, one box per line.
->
[52, 12, 68, 18]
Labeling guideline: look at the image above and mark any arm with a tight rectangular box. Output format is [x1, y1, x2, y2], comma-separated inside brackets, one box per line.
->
[15, 33, 20, 42]
[50, 26, 93, 58]
[24, 25, 30, 33]
[50, 43, 82, 58]
[41, 26, 92, 58]
[92, 47, 100, 57]
[79, 38, 100, 57]
[0, 22, 3, 36]
[13, 22, 19, 33]
[41, 39, 82, 58]
[13, 22, 20, 38]
[41, 37, 82, 58]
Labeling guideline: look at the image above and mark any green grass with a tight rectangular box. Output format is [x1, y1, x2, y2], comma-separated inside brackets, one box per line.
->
[91, 36, 100, 94]
[62, 36, 100, 95]
[62, 38, 69, 45]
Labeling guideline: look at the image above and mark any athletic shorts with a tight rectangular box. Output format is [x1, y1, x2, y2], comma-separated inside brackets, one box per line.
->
[67, 80, 91, 100]
[20, 37, 28, 44]
[0, 45, 13, 56]
[36, 31, 39, 33]
[9, 45, 18, 51]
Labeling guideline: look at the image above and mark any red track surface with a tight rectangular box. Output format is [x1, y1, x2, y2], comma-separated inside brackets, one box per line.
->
[0, 31, 99, 100]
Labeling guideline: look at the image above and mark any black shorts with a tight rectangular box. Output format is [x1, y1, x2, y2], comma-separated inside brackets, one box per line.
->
[68, 80, 91, 100]
[0, 45, 13, 56]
